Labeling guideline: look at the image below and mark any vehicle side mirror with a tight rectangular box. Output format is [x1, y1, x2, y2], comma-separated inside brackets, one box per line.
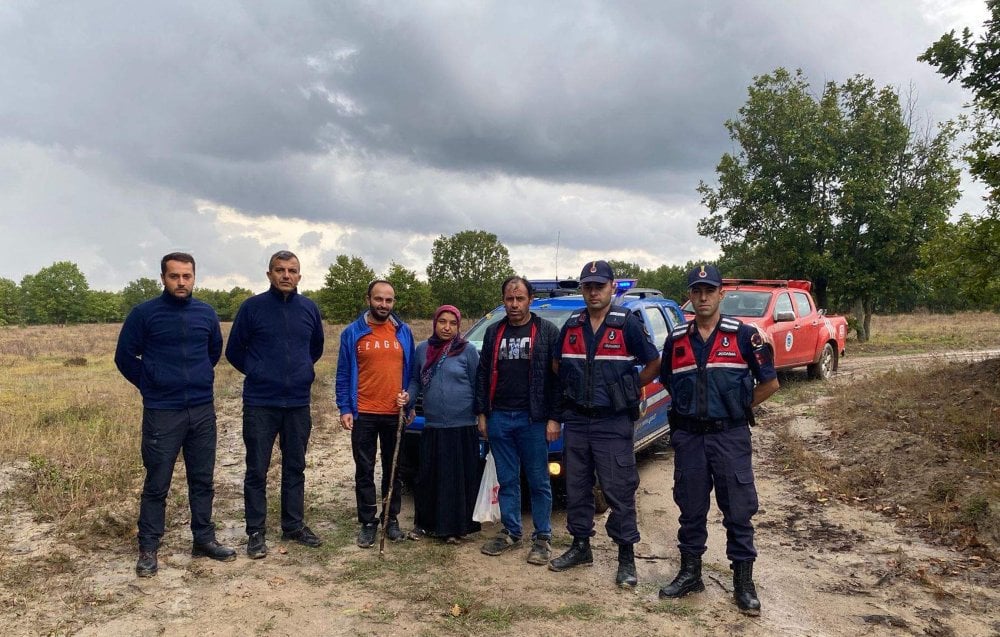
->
[775, 310, 795, 322]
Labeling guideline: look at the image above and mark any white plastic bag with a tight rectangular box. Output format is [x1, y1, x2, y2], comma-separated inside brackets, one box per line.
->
[473, 451, 501, 523]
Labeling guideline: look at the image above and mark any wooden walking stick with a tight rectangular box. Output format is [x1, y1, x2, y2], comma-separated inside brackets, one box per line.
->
[379, 406, 408, 556]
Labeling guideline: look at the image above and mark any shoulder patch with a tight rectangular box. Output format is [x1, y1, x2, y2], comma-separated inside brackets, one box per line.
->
[671, 323, 691, 338]
[569, 310, 585, 324]
[605, 306, 628, 328]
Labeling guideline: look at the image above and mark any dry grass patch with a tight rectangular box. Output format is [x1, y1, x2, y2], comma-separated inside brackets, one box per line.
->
[849, 311, 1000, 356]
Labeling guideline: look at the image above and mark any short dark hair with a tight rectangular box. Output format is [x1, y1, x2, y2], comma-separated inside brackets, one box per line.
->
[501, 276, 533, 298]
[268, 250, 299, 271]
[161, 252, 195, 275]
[367, 279, 394, 296]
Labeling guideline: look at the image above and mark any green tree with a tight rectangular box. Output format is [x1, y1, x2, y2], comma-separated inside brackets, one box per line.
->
[384, 262, 434, 319]
[918, 213, 1000, 311]
[0, 278, 19, 325]
[85, 290, 123, 323]
[319, 255, 375, 323]
[20, 261, 90, 324]
[120, 277, 162, 314]
[920, 1, 1000, 209]
[698, 69, 959, 340]
[199, 287, 254, 321]
[641, 263, 693, 303]
[607, 260, 642, 280]
[426, 231, 515, 317]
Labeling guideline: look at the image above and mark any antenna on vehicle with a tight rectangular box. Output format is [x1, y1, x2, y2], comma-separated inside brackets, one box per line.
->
[555, 231, 560, 279]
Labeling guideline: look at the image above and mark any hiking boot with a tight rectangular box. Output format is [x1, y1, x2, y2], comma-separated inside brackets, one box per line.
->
[615, 543, 638, 588]
[385, 518, 405, 542]
[282, 525, 322, 548]
[658, 553, 705, 598]
[357, 523, 378, 548]
[526, 537, 551, 565]
[548, 537, 593, 571]
[733, 561, 761, 616]
[135, 550, 158, 577]
[247, 531, 268, 559]
[480, 530, 522, 556]
[192, 540, 237, 562]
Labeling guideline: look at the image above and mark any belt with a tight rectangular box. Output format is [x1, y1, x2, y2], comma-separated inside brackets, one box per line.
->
[567, 403, 618, 418]
[671, 417, 746, 434]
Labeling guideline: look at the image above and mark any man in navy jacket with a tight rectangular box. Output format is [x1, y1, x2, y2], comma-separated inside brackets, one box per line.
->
[115, 252, 236, 577]
[226, 250, 325, 559]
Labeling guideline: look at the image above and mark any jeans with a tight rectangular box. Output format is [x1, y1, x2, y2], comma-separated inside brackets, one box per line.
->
[138, 403, 217, 551]
[243, 405, 312, 535]
[487, 410, 552, 539]
[351, 413, 403, 525]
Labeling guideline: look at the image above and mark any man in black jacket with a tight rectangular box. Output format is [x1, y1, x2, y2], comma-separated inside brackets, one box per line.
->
[226, 250, 325, 559]
[475, 276, 560, 564]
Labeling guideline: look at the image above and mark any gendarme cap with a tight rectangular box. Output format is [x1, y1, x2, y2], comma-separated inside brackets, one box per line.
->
[687, 264, 723, 288]
[579, 260, 614, 284]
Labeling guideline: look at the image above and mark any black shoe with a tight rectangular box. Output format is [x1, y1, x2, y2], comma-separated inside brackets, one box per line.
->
[733, 561, 761, 616]
[357, 523, 378, 548]
[659, 553, 705, 599]
[192, 540, 237, 562]
[616, 544, 638, 588]
[135, 550, 158, 577]
[283, 525, 322, 548]
[548, 537, 593, 572]
[385, 519, 405, 542]
[247, 531, 268, 559]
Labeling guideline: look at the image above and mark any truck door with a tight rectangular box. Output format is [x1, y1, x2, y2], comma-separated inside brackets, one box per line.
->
[770, 292, 796, 368]
[791, 291, 818, 364]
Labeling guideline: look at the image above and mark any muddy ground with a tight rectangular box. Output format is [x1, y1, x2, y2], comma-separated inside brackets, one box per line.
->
[2, 350, 998, 636]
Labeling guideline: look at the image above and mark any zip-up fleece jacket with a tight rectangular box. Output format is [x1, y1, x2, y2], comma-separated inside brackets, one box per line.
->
[115, 291, 223, 409]
[474, 313, 560, 423]
[335, 311, 414, 419]
[406, 340, 480, 428]
[225, 286, 325, 408]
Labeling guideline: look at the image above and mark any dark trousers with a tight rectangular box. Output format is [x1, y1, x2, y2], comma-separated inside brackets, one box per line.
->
[243, 405, 312, 535]
[138, 403, 217, 551]
[563, 412, 640, 545]
[351, 413, 403, 525]
[671, 425, 758, 562]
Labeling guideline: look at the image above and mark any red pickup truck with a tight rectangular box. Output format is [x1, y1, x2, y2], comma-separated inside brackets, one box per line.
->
[684, 279, 848, 379]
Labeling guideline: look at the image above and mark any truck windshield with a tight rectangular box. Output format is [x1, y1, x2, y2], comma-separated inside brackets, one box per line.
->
[719, 291, 772, 318]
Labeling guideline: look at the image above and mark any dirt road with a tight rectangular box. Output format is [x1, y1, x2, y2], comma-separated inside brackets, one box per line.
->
[2, 350, 998, 636]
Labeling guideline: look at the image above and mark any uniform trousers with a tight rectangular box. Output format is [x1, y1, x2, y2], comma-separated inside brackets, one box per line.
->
[563, 411, 640, 545]
[671, 424, 758, 562]
[243, 404, 312, 535]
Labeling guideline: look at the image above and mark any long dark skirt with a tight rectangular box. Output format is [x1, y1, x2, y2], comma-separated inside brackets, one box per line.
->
[413, 425, 482, 538]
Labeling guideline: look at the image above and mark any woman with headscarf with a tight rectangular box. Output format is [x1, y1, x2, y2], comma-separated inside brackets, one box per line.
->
[401, 305, 482, 542]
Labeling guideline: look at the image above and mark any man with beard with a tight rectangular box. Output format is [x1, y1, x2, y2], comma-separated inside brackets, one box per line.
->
[226, 250, 325, 559]
[115, 252, 236, 577]
[336, 280, 415, 547]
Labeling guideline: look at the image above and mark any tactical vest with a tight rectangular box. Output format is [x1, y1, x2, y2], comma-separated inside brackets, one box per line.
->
[667, 317, 753, 423]
[558, 305, 638, 410]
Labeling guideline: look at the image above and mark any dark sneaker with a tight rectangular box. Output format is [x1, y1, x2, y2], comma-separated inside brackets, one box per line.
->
[526, 538, 551, 565]
[192, 540, 237, 562]
[385, 519, 405, 542]
[548, 537, 593, 571]
[357, 523, 378, 548]
[481, 530, 522, 556]
[282, 525, 322, 548]
[247, 531, 268, 559]
[135, 550, 158, 577]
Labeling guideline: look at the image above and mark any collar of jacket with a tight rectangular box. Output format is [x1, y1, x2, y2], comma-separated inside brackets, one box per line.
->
[268, 285, 298, 302]
[160, 290, 192, 306]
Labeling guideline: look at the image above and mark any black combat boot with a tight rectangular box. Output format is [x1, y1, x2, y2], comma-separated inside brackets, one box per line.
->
[658, 553, 705, 598]
[615, 543, 638, 588]
[548, 537, 593, 571]
[732, 560, 761, 615]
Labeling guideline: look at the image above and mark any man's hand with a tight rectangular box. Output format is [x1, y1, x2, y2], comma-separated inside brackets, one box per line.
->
[477, 414, 488, 439]
[545, 419, 561, 442]
[340, 413, 354, 431]
[396, 391, 410, 408]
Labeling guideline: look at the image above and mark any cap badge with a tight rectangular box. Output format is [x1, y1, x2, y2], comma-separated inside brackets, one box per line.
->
[699, 266, 707, 278]
[590, 262, 598, 273]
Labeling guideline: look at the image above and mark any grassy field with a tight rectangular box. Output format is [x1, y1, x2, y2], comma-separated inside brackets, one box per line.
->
[848, 311, 1000, 355]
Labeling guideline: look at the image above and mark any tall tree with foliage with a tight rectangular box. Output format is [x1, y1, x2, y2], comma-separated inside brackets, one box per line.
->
[20, 261, 90, 325]
[427, 230, 515, 317]
[918, 213, 1000, 311]
[0, 278, 20, 325]
[698, 69, 959, 340]
[319, 255, 375, 322]
[85, 290, 123, 323]
[920, 1, 1000, 210]
[607, 260, 642, 280]
[384, 262, 434, 319]
[120, 277, 163, 314]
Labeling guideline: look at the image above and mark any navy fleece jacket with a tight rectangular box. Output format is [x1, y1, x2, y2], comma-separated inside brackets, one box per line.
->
[115, 292, 223, 409]
[225, 286, 325, 407]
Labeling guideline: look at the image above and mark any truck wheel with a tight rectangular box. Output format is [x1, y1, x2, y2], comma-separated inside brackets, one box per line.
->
[808, 343, 835, 380]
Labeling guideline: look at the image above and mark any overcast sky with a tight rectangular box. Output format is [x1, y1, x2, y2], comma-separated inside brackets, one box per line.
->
[0, 1, 991, 292]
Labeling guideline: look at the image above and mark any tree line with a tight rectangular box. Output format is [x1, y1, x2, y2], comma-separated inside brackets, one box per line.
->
[5, 7, 1000, 329]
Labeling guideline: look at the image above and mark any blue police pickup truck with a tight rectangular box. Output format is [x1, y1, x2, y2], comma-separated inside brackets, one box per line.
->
[399, 279, 685, 494]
